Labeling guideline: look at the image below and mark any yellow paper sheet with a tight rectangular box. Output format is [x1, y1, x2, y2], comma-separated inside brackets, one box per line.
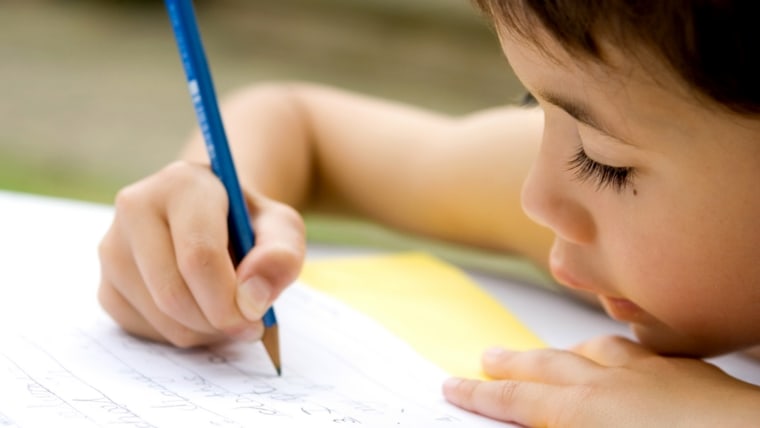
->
[300, 252, 545, 379]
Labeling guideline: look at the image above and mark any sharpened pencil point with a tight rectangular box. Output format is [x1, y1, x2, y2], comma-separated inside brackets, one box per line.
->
[261, 325, 281, 376]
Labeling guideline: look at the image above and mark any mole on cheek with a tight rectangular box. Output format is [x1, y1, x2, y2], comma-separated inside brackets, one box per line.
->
[633, 188, 638, 196]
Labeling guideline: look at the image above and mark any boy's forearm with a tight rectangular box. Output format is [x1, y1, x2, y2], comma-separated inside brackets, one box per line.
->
[178, 81, 459, 218]
[180, 83, 316, 210]
[178, 82, 552, 266]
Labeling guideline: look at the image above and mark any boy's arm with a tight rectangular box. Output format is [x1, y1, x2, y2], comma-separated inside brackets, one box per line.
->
[182, 82, 553, 266]
[98, 82, 553, 347]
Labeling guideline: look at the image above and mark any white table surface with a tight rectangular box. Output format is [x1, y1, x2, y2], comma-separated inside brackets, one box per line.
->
[1, 190, 758, 386]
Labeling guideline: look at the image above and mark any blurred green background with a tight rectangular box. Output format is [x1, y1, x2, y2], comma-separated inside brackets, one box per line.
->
[1, 0, 525, 203]
[1, 0, 550, 283]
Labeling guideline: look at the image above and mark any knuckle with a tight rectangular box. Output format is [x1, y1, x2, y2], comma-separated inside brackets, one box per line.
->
[277, 203, 306, 231]
[260, 244, 304, 289]
[161, 161, 222, 195]
[585, 335, 630, 354]
[258, 198, 305, 232]
[97, 229, 120, 267]
[211, 319, 244, 336]
[151, 280, 190, 320]
[161, 160, 196, 182]
[516, 348, 560, 369]
[114, 184, 144, 216]
[97, 235, 113, 262]
[285, 212, 307, 250]
[552, 385, 593, 426]
[447, 378, 478, 408]
[202, 304, 239, 333]
[176, 237, 225, 278]
[97, 282, 120, 316]
[165, 325, 207, 349]
[497, 381, 520, 405]
[97, 283, 146, 338]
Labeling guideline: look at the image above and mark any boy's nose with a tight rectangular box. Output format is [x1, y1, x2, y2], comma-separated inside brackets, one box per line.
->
[521, 136, 595, 246]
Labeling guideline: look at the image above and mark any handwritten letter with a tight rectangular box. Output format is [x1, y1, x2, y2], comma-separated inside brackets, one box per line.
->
[0, 284, 506, 427]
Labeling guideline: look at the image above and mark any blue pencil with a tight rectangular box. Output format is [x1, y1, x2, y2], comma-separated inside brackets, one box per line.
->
[164, 0, 280, 375]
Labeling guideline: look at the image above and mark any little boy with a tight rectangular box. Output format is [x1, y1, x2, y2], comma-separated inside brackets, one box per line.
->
[98, 1, 760, 425]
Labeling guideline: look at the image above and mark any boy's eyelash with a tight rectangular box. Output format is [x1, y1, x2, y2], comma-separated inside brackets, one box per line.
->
[568, 146, 634, 192]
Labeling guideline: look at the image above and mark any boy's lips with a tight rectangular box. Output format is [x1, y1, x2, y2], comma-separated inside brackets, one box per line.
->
[550, 253, 646, 323]
[598, 295, 646, 322]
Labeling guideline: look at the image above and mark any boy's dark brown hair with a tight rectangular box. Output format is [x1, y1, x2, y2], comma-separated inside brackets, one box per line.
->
[473, 0, 759, 115]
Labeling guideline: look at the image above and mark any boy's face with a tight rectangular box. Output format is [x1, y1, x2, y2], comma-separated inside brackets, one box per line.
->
[500, 28, 760, 356]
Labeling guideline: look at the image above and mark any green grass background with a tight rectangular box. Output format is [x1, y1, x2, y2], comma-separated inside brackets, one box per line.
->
[0, 0, 553, 288]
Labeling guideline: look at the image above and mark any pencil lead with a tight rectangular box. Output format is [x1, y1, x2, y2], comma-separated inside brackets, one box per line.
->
[261, 325, 281, 376]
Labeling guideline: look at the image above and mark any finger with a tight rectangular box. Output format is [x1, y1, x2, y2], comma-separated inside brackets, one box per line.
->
[99, 279, 191, 344]
[115, 181, 216, 334]
[236, 197, 306, 321]
[443, 377, 563, 427]
[482, 347, 601, 385]
[570, 335, 653, 367]
[98, 277, 163, 343]
[99, 225, 238, 347]
[162, 170, 252, 335]
[99, 280, 231, 346]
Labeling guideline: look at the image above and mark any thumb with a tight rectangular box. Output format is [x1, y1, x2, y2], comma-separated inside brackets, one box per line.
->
[235, 198, 306, 322]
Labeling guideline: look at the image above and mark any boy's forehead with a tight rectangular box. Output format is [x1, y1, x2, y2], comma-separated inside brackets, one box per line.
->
[499, 26, 698, 113]
[497, 22, 659, 83]
[495, 20, 719, 122]
[498, 28, 629, 97]
[484, 0, 760, 118]
[499, 28, 720, 145]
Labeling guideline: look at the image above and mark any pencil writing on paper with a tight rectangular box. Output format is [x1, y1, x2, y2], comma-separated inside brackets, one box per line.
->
[0, 284, 508, 427]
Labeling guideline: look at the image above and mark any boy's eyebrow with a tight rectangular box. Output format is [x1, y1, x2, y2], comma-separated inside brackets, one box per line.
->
[536, 89, 613, 135]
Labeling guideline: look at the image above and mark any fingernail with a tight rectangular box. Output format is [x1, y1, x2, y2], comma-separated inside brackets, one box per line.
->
[238, 276, 272, 321]
[234, 323, 264, 343]
[443, 377, 463, 391]
[442, 377, 467, 398]
[483, 347, 507, 362]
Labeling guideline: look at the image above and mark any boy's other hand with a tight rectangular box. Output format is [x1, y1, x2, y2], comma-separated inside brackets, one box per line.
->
[443, 336, 760, 427]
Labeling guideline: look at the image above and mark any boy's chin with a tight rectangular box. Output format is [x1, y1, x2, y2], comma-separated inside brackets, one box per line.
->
[632, 322, 740, 358]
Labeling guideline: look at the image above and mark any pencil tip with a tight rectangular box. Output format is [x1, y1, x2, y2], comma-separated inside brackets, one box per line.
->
[261, 324, 281, 376]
